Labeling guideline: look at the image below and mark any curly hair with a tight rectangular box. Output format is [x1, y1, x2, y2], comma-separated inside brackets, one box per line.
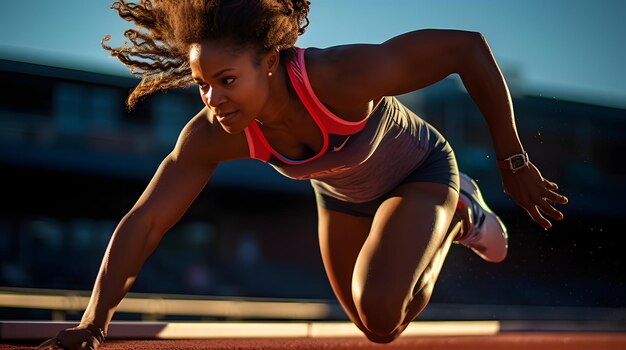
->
[102, 0, 311, 108]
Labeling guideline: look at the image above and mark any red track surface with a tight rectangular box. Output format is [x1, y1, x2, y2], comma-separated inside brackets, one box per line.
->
[3, 333, 626, 350]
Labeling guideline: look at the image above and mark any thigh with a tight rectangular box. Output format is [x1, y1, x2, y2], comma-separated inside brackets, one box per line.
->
[317, 205, 372, 322]
[352, 182, 459, 310]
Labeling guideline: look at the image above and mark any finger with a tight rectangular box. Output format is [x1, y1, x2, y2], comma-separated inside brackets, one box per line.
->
[543, 179, 558, 190]
[526, 204, 552, 229]
[538, 199, 563, 221]
[36, 337, 62, 350]
[543, 189, 568, 205]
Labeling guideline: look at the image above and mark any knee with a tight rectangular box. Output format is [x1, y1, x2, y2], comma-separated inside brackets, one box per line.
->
[354, 288, 405, 339]
[365, 330, 401, 344]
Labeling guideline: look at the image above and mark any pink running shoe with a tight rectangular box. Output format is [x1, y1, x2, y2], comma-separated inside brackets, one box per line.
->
[455, 173, 508, 263]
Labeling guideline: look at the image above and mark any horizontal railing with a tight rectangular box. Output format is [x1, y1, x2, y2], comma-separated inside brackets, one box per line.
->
[0, 287, 343, 321]
[2, 287, 626, 323]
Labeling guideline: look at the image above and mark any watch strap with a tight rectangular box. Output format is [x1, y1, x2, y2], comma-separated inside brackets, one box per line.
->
[497, 152, 529, 172]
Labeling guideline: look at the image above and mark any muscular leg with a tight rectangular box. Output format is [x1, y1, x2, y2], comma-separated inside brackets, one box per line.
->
[317, 206, 374, 336]
[317, 182, 461, 343]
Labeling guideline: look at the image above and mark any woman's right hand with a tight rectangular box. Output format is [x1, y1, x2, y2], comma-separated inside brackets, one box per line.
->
[36, 324, 105, 350]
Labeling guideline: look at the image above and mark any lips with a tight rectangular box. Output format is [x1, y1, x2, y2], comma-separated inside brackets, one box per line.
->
[216, 110, 239, 124]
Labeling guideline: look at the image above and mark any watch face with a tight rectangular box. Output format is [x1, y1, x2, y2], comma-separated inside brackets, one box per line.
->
[511, 155, 525, 168]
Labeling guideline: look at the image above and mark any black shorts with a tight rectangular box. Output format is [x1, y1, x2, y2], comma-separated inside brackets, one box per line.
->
[314, 140, 459, 217]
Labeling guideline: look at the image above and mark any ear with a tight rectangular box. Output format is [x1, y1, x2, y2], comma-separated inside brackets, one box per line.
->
[263, 49, 280, 75]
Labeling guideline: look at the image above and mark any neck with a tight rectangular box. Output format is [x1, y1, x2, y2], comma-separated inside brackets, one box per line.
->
[255, 64, 301, 129]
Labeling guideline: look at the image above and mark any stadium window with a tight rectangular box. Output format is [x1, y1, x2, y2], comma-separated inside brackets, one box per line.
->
[0, 71, 53, 116]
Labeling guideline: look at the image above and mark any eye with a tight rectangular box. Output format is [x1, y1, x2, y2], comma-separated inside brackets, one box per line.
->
[222, 77, 235, 86]
[196, 82, 210, 90]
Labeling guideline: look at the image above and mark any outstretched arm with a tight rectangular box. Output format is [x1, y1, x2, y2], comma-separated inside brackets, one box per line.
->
[315, 29, 568, 228]
[81, 154, 216, 331]
[38, 110, 224, 349]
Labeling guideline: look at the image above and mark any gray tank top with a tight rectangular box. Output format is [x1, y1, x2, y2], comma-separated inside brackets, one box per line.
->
[254, 96, 441, 203]
[243, 48, 439, 203]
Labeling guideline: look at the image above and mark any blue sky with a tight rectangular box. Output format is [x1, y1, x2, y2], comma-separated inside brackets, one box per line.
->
[1, 0, 625, 108]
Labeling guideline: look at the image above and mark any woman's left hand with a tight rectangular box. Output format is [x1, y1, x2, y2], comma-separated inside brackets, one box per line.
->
[500, 161, 568, 229]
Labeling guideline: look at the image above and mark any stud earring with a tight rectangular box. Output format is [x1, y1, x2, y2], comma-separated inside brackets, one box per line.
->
[267, 72, 273, 77]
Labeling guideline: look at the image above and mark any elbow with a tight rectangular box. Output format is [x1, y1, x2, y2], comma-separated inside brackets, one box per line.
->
[459, 30, 486, 45]
[456, 31, 492, 75]
[463, 31, 489, 55]
[140, 215, 167, 252]
[470, 30, 486, 42]
[120, 209, 165, 253]
[475, 31, 491, 50]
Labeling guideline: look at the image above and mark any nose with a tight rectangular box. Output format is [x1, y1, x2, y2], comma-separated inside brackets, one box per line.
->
[205, 86, 226, 108]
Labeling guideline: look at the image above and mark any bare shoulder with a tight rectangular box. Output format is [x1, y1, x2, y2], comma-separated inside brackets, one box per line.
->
[304, 45, 380, 107]
[304, 29, 484, 104]
[171, 107, 249, 166]
[303, 45, 389, 119]
[305, 44, 382, 79]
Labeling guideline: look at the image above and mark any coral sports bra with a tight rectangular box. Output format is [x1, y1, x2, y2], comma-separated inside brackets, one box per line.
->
[243, 47, 374, 165]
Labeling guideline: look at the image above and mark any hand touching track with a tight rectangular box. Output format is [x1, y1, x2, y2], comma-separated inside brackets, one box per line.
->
[37, 324, 105, 350]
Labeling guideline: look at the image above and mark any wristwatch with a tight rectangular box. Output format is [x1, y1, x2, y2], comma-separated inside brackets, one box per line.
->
[497, 152, 529, 173]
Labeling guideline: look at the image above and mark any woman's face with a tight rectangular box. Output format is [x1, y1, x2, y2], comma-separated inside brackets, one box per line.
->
[189, 40, 272, 134]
